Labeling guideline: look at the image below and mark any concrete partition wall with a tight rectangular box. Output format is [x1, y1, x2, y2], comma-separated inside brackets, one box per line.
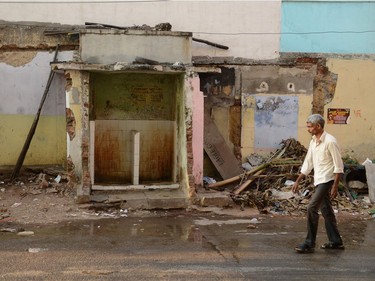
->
[324, 59, 375, 162]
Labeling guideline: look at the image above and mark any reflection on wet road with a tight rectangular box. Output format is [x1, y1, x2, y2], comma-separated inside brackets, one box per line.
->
[0, 214, 374, 280]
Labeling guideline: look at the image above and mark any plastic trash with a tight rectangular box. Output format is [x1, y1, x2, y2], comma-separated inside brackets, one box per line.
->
[203, 177, 216, 185]
[284, 180, 295, 186]
[28, 248, 48, 253]
[17, 231, 35, 236]
[363, 159, 375, 203]
[54, 175, 61, 183]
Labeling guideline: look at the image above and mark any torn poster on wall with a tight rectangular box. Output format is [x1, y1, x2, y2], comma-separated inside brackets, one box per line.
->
[327, 108, 350, 124]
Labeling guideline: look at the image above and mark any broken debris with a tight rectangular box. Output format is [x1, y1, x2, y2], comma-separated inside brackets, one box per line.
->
[206, 138, 373, 215]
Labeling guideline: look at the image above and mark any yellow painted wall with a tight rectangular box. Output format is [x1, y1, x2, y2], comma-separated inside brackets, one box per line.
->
[212, 107, 232, 151]
[241, 95, 256, 160]
[0, 114, 66, 166]
[297, 94, 315, 148]
[325, 59, 375, 162]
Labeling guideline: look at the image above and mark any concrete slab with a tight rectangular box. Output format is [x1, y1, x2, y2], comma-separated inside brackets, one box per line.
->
[195, 190, 234, 208]
[89, 188, 241, 211]
[90, 188, 189, 210]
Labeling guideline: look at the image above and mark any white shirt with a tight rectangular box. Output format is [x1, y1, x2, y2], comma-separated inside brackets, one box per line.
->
[301, 131, 344, 186]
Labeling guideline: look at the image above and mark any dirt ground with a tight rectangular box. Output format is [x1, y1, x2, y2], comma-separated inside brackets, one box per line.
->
[1, 179, 87, 225]
[0, 168, 245, 226]
[1, 168, 374, 227]
[0, 168, 113, 225]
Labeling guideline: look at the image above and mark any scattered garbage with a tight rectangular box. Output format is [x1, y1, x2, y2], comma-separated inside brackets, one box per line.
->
[242, 162, 252, 171]
[363, 158, 375, 203]
[27, 248, 48, 253]
[246, 153, 265, 167]
[203, 176, 217, 189]
[11, 202, 22, 208]
[54, 175, 62, 183]
[302, 190, 310, 197]
[284, 180, 295, 186]
[17, 231, 35, 236]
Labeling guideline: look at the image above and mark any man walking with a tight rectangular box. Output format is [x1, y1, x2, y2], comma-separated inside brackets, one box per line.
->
[292, 114, 345, 253]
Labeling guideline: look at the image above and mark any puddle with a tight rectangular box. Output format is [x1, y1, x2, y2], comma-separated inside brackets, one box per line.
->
[0, 214, 373, 281]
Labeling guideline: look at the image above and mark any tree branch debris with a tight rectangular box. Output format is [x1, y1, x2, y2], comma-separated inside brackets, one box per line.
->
[206, 138, 372, 215]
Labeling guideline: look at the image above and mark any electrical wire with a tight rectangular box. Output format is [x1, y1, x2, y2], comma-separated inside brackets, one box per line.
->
[0, 0, 168, 3]
[192, 30, 375, 35]
[1, 1, 374, 35]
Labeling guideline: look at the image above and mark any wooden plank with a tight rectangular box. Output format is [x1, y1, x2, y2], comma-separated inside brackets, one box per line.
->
[204, 116, 243, 179]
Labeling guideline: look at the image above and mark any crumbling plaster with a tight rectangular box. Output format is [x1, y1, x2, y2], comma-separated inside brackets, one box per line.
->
[65, 70, 87, 197]
[0, 51, 37, 67]
[0, 21, 79, 51]
[199, 63, 316, 160]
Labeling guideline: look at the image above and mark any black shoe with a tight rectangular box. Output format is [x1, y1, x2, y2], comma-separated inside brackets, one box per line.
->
[295, 243, 314, 254]
[320, 242, 345, 250]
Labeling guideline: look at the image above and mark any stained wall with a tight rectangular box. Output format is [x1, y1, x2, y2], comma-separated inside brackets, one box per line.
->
[323, 58, 375, 162]
[0, 51, 73, 166]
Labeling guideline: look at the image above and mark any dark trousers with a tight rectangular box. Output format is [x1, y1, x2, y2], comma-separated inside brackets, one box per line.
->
[304, 181, 343, 248]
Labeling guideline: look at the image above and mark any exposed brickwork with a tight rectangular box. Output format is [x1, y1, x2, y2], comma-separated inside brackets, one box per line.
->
[80, 72, 91, 197]
[185, 126, 196, 197]
[313, 59, 338, 115]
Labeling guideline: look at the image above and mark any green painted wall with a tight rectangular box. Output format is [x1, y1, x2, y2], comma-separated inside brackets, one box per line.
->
[91, 73, 178, 121]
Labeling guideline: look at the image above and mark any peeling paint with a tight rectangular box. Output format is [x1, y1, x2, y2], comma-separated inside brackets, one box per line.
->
[0, 51, 37, 67]
[254, 95, 298, 150]
[313, 63, 338, 115]
[66, 108, 76, 141]
[255, 96, 286, 112]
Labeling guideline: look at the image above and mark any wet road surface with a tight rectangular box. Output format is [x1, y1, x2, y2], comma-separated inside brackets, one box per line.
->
[0, 212, 374, 280]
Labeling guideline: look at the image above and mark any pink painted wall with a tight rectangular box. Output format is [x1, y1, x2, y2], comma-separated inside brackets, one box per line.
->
[192, 76, 204, 186]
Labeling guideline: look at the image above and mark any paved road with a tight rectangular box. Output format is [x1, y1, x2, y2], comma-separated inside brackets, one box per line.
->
[0, 212, 374, 280]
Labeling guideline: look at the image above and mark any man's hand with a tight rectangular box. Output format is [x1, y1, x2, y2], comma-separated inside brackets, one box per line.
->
[330, 186, 338, 200]
[292, 174, 304, 194]
[292, 182, 299, 193]
[330, 173, 342, 200]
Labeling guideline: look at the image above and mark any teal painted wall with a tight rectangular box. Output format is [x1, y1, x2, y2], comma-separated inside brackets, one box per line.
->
[281, 1, 375, 53]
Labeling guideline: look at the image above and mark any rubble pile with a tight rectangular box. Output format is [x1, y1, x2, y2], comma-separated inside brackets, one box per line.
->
[207, 138, 373, 215]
